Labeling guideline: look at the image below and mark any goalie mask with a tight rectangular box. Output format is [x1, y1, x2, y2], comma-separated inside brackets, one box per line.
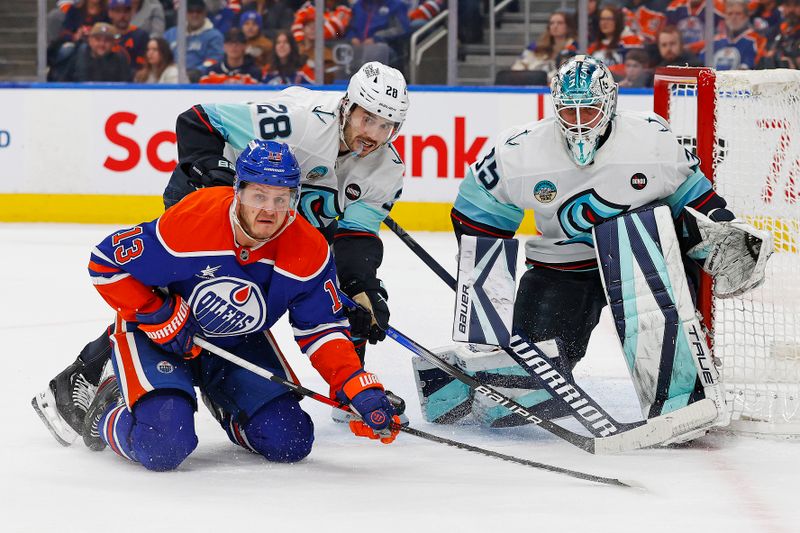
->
[551, 55, 617, 167]
[340, 61, 409, 155]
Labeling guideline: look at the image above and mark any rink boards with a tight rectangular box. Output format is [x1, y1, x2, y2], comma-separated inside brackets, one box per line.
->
[0, 84, 653, 230]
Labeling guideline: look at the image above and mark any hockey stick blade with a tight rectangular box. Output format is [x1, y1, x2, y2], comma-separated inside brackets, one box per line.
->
[396, 424, 633, 488]
[194, 338, 630, 486]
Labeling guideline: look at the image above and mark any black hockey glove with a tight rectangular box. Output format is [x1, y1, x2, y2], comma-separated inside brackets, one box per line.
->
[341, 278, 389, 344]
[186, 155, 236, 190]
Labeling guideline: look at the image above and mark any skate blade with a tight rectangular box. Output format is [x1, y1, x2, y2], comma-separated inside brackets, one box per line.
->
[31, 388, 78, 446]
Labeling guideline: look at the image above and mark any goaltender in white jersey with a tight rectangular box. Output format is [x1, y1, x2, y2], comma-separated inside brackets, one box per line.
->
[450, 56, 772, 441]
[455, 109, 701, 269]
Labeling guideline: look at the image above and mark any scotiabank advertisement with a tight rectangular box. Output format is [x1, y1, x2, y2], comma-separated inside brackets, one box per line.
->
[0, 86, 652, 201]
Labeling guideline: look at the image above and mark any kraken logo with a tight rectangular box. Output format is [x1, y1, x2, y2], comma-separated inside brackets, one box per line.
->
[556, 189, 629, 247]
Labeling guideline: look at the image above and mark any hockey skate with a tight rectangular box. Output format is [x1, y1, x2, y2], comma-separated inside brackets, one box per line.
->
[82, 375, 124, 451]
[31, 358, 100, 446]
[331, 390, 409, 426]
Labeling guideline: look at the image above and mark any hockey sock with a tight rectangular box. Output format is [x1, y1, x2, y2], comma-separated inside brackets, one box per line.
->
[98, 404, 136, 462]
[77, 327, 113, 385]
[239, 394, 314, 463]
[129, 392, 197, 471]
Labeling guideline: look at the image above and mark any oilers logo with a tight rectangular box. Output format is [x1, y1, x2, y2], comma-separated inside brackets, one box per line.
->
[188, 277, 267, 336]
[556, 189, 629, 247]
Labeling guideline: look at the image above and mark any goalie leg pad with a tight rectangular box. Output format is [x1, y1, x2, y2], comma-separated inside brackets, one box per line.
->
[594, 204, 725, 429]
[412, 349, 472, 424]
[454, 236, 518, 346]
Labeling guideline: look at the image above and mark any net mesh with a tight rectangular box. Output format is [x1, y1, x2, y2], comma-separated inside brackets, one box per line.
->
[664, 69, 800, 436]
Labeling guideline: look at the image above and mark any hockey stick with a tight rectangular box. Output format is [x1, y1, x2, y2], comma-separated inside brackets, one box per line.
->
[383, 216, 457, 290]
[193, 337, 631, 487]
[382, 217, 672, 438]
[338, 294, 672, 455]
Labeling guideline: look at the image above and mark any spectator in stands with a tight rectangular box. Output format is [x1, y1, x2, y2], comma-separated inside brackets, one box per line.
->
[347, 0, 411, 68]
[511, 10, 577, 81]
[130, 0, 165, 37]
[618, 48, 653, 87]
[297, 18, 335, 83]
[108, 0, 149, 75]
[244, 0, 295, 39]
[750, 0, 782, 39]
[655, 24, 701, 66]
[240, 10, 273, 68]
[262, 29, 310, 84]
[200, 27, 263, 83]
[134, 36, 180, 82]
[705, 0, 766, 69]
[48, 0, 111, 77]
[292, 1, 351, 44]
[58, 22, 132, 82]
[665, 0, 725, 54]
[759, 0, 800, 68]
[408, 0, 445, 30]
[210, 0, 242, 36]
[164, 0, 224, 81]
[622, 1, 669, 43]
[588, 4, 644, 76]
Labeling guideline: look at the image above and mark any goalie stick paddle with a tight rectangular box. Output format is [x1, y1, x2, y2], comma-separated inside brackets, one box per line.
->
[338, 294, 672, 455]
[381, 217, 674, 450]
[193, 337, 631, 487]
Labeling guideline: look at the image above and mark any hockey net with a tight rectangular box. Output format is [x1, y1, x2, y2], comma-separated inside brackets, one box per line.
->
[654, 67, 800, 437]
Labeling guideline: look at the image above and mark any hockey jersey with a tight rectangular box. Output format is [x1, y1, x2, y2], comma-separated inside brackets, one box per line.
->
[88, 187, 363, 394]
[192, 86, 405, 235]
[452, 111, 722, 270]
[666, 0, 725, 53]
[705, 28, 766, 70]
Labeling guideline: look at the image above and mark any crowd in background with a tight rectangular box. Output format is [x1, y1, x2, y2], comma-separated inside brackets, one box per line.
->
[41, 0, 800, 85]
[511, 0, 800, 88]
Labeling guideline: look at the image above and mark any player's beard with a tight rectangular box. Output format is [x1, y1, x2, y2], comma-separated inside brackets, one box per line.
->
[343, 123, 380, 157]
[235, 202, 288, 243]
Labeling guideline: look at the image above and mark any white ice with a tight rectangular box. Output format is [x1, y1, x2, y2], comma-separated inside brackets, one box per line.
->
[1, 223, 799, 533]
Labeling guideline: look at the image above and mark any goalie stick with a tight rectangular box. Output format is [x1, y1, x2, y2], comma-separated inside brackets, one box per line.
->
[382, 216, 712, 447]
[193, 337, 631, 487]
[338, 293, 672, 454]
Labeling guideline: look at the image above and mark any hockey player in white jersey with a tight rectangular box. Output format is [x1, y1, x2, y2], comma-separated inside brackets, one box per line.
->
[450, 56, 772, 441]
[32, 62, 410, 445]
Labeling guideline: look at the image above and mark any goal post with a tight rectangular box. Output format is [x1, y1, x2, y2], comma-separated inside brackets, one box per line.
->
[653, 66, 800, 437]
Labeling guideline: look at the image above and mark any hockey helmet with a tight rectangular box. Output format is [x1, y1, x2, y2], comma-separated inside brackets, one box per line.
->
[551, 55, 617, 167]
[340, 61, 409, 148]
[234, 139, 301, 211]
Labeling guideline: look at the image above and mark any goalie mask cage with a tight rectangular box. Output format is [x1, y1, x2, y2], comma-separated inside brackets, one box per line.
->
[654, 67, 800, 437]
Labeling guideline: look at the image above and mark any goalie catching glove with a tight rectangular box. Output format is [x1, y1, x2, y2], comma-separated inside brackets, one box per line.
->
[341, 278, 389, 344]
[136, 295, 202, 358]
[336, 370, 400, 444]
[684, 207, 773, 298]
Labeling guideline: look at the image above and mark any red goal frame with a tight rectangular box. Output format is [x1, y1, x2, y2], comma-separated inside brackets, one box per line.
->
[653, 66, 717, 333]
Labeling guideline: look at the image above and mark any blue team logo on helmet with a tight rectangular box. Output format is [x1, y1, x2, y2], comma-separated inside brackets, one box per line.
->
[188, 277, 267, 337]
[235, 139, 301, 189]
[556, 189, 629, 247]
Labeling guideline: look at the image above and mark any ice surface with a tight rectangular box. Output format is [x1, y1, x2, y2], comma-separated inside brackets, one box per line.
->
[1, 224, 799, 532]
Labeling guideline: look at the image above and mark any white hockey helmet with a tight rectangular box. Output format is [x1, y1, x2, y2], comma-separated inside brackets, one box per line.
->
[340, 61, 409, 147]
[551, 55, 617, 167]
